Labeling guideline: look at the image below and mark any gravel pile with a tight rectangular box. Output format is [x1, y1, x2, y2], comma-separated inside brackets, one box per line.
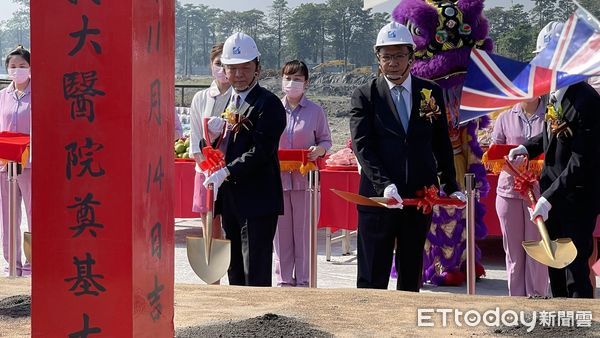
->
[176, 313, 333, 338]
[0, 295, 31, 318]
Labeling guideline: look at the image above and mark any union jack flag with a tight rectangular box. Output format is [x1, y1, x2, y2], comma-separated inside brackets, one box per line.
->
[459, 3, 600, 123]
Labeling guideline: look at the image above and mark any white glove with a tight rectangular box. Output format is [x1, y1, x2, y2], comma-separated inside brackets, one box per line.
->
[307, 145, 325, 161]
[383, 184, 403, 209]
[203, 167, 229, 201]
[450, 191, 467, 208]
[528, 196, 552, 222]
[508, 144, 528, 161]
[206, 116, 226, 141]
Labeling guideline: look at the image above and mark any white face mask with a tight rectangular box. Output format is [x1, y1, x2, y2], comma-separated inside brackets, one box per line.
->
[282, 80, 305, 99]
[212, 64, 228, 84]
[8, 68, 30, 84]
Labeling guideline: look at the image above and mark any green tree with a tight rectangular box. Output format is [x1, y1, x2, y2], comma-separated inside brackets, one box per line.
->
[0, 0, 30, 56]
[214, 10, 243, 41]
[531, 0, 558, 30]
[327, 0, 374, 69]
[285, 3, 328, 64]
[269, 0, 289, 70]
[485, 4, 535, 60]
[556, 0, 577, 21]
[347, 6, 375, 67]
[176, 2, 221, 75]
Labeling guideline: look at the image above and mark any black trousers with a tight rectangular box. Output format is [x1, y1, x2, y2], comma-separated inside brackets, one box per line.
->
[221, 193, 278, 287]
[545, 205, 596, 298]
[356, 207, 431, 291]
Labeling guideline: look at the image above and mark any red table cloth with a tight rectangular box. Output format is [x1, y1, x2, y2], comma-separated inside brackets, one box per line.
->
[0, 132, 30, 165]
[173, 160, 200, 218]
[318, 168, 360, 231]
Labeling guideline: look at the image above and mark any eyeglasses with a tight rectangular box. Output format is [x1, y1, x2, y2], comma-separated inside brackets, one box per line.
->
[378, 53, 410, 63]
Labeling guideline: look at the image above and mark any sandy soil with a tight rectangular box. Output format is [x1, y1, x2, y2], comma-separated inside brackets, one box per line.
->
[1, 278, 598, 337]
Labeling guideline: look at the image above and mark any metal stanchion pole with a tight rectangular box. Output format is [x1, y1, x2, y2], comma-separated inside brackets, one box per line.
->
[308, 169, 319, 288]
[464, 173, 476, 295]
[8, 162, 18, 278]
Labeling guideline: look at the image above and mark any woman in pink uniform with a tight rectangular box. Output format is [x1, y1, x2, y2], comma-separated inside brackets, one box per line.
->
[0, 46, 31, 276]
[274, 60, 332, 287]
[492, 97, 548, 296]
[189, 43, 231, 241]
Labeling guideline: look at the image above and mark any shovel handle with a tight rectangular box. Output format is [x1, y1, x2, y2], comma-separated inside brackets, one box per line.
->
[206, 182, 214, 211]
[526, 189, 554, 252]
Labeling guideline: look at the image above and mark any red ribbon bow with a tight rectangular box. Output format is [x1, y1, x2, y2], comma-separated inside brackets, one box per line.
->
[199, 146, 225, 175]
[502, 156, 537, 201]
[396, 185, 466, 214]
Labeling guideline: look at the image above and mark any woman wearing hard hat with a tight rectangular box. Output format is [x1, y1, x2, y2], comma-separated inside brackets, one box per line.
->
[203, 32, 286, 287]
[349, 22, 463, 291]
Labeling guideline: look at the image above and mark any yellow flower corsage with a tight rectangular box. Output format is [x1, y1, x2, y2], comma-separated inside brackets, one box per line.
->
[545, 104, 572, 138]
[419, 88, 441, 123]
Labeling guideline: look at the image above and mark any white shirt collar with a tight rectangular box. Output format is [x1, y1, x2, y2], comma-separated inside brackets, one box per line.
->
[208, 80, 221, 98]
[550, 87, 567, 106]
[232, 81, 258, 104]
[384, 74, 412, 95]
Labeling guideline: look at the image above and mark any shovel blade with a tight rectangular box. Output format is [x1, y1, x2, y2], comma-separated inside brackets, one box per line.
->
[187, 236, 231, 284]
[522, 238, 577, 269]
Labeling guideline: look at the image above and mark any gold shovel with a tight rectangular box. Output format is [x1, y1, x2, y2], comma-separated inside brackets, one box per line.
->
[503, 156, 577, 269]
[522, 189, 577, 269]
[186, 183, 231, 284]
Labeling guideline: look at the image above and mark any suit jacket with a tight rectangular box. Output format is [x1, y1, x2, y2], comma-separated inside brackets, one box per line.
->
[523, 81, 600, 215]
[349, 75, 459, 212]
[215, 84, 286, 218]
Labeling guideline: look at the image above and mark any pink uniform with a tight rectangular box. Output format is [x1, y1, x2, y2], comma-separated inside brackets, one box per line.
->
[0, 82, 32, 275]
[492, 102, 548, 296]
[274, 95, 331, 286]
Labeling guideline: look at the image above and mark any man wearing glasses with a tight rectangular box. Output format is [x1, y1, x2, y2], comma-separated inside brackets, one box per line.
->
[349, 22, 464, 291]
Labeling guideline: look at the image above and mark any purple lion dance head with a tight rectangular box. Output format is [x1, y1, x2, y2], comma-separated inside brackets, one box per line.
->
[392, 0, 493, 88]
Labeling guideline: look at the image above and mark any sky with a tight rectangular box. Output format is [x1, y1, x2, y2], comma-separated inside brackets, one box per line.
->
[0, 0, 533, 22]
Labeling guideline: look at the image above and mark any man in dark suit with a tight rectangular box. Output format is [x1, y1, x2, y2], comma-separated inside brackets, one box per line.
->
[509, 81, 600, 298]
[349, 22, 464, 291]
[205, 32, 286, 286]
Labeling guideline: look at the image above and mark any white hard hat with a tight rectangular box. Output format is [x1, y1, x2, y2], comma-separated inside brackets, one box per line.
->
[533, 21, 563, 53]
[374, 21, 415, 49]
[221, 32, 261, 65]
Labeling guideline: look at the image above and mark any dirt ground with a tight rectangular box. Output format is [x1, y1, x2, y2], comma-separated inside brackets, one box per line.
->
[1, 278, 599, 337]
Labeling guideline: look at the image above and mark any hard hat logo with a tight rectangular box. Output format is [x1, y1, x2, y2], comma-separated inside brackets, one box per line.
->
[233, 47, 241, 55]
[388, 31, 396, 38]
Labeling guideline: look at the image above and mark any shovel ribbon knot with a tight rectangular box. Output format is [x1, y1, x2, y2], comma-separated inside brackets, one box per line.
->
[401, 185, 466, 214]
[199, 147, 225, 175]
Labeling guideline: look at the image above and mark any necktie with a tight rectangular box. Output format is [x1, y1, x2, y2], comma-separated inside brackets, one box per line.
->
[233, 94, 241, 110]
[393, 86, 409, 132]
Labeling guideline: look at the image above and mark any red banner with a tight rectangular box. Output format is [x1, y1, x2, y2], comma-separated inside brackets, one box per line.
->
[31, 1, 174, 336]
